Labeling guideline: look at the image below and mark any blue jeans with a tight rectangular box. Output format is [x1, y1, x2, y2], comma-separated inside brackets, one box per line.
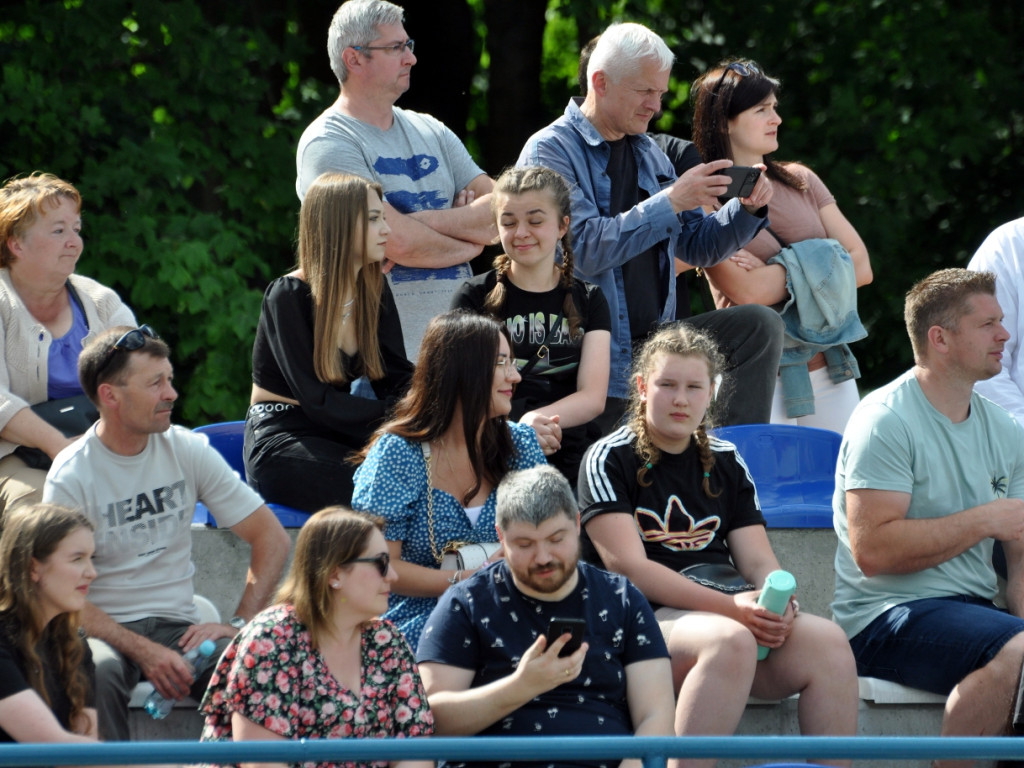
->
[850, 595, 1024, 695]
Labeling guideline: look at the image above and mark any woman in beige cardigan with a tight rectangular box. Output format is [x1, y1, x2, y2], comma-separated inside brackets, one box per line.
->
[0, 173, 135, 520]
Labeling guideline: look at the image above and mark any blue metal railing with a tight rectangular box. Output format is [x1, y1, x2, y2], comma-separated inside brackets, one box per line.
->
[2, 736, 1024, 767]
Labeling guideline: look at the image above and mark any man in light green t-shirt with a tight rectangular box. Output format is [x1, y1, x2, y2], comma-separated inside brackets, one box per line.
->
[833, 268, 1024, 749]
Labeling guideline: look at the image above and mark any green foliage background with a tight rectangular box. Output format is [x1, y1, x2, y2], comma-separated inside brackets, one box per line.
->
[1, 0, 1021, 425]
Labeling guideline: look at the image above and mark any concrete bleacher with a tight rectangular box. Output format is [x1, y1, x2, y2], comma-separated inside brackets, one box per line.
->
[124, 524, 949, 768]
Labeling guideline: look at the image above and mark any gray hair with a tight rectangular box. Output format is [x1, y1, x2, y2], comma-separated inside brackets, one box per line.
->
[496, 465, 577, 531]
[587, 22, 674, 86]
[327, 0, 405, 85]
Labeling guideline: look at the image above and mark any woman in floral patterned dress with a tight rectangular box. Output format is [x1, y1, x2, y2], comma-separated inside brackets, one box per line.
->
[199, 507, 433, 768]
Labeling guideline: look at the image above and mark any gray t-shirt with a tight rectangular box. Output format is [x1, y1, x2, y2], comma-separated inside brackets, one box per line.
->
[832, 370, 1024, 637]
[43, 424, 263, 624]
[296, 105, 485, 359]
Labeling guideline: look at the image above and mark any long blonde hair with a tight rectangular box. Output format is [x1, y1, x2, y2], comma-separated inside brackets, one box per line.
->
[299, 172, 385, 384]
[0, 503, 93, 732]
[628, 324, 727, 494]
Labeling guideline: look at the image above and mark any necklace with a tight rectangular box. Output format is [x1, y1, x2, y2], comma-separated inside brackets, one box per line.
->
[341, 297, 356, 322]
[433, 438, 473, 500]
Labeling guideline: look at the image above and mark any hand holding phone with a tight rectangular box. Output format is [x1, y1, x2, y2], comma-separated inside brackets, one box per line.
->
[717, 166, 762, 204]
[546, 616, 586, 658]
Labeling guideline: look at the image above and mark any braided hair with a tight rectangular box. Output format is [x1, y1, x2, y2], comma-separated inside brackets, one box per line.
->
[483, 166, 583, 340]
[627, 323, 728, 495]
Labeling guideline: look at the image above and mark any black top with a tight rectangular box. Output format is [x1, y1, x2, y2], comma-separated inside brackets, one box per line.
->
[648, 134, 703, 178]
[607, 138, 663, 340]
[250, 275, 413, 445]
[0, 618, 95, 742]
[451, 272, 611, 408]
[451, 271, 611, 483]
[648, 134, 706, 320]
[577, 427, 765, 607]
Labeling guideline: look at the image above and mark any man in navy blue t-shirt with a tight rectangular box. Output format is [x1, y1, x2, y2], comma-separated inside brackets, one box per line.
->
[417, 465, 673, 768]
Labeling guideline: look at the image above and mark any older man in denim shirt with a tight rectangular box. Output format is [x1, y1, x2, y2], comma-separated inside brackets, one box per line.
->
[519, 22, 781, 431]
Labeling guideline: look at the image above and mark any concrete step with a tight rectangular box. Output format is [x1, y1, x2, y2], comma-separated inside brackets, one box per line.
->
[129, 524, 949, 766]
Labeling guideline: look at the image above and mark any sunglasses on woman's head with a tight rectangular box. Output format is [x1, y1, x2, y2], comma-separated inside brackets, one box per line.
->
[710, 61, 762, 100]
[346, 551, 390, 577]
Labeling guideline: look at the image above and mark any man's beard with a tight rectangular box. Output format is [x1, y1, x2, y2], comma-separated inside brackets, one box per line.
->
[512, 544, 580, 595]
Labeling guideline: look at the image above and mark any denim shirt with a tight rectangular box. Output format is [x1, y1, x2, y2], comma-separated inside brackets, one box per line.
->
[768, 238, 866, 418]
[517, 98, 768, 399]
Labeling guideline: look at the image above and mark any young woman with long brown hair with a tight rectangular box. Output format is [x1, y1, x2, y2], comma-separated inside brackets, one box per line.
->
[0, 502, 99, 744]
[244, 172, 413, 512]
[351, 310, 547, 648]
[690, 59, 872, 433]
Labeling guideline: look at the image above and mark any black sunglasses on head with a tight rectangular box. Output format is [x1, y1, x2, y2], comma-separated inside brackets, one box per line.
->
[345, 551, 390, 577]
[710, 60, 762, 100]
[96, 325, 160, 379]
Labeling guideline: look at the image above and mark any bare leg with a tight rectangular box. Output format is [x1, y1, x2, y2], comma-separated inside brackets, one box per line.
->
[666, 612, 758, 768]
[750, 614, 859, 768]
[935, 632, 1024, 768]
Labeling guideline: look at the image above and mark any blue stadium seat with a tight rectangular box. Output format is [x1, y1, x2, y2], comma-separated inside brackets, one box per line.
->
[191, 421, 311, 528]
[710, 424, 841, 528]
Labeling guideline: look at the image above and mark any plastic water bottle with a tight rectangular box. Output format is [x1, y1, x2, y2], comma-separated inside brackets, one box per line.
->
[144, 639, 217, 719]
[756, 569, 797, 661]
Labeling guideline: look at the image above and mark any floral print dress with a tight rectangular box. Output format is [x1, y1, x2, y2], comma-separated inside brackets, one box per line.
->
[199, 604, 433, 768]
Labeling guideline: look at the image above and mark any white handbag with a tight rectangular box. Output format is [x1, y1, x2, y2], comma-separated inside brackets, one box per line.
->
[421, 442, 501, 571]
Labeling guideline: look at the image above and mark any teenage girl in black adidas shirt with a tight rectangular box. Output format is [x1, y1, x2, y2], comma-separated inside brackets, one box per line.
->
[578, 323, 856, 768]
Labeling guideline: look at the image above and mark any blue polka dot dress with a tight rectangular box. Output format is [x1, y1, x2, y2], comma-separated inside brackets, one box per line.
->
[351, 421, 546, 648]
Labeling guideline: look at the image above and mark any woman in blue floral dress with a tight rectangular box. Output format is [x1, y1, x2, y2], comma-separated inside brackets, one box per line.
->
[352, 311, 547, 649]
[199, 507, 433, 768]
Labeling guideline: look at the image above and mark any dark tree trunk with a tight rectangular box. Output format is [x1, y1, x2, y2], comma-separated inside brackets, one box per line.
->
[480, 0, 549, 172]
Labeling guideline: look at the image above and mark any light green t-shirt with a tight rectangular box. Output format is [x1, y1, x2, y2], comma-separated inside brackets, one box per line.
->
[832, 369, 1024, 638]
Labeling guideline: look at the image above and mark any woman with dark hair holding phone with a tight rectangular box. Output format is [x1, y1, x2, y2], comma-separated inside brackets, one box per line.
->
[351, 310, 547, 648]
[244, 172, 413, 512]
[0, 502, 99, 745]
[691, 59, 872, 434]
[199, 507, 433, 768]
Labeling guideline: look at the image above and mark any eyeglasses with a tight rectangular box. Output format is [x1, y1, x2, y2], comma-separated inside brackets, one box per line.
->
[345, 552, 390, 577]
[496, 355, 522, 376]
[95, 325, 160, 380]
[351, 39, 415, 55]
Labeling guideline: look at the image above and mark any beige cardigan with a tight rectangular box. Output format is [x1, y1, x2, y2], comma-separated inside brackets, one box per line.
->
[0, 269, 136, 458]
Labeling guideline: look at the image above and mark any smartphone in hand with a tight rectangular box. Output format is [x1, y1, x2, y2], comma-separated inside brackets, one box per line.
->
[717, 166, 762, 204]
[546, 616, 586, 658]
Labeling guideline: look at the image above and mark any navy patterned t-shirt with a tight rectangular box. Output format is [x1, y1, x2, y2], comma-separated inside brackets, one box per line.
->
[417, 560, 667, 768]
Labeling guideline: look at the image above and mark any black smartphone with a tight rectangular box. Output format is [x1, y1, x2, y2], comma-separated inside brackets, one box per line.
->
[546, 616, 586, 658]
[717, 166, 762, 203]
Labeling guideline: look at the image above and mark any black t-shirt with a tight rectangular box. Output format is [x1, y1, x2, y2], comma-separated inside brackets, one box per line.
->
[577, 427, 765, 589]
[648, 134, 707, 321]
[0, 620, 95, 742]
[648, 134, 703, 178]
[607, 138, 663, 340]
[451, 271, 612, 483]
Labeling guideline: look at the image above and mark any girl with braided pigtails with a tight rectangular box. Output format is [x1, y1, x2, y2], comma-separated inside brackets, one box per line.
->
[577, 323, 857, 768]
[451, 166, 611, 486]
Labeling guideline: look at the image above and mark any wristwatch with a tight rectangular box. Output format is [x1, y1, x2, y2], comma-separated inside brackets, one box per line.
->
[228, 616, 246, 629]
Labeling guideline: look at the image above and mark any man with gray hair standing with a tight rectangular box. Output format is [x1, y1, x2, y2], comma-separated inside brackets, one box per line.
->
[296, 0, 497, 359]
[417, 464, 674, 768]
[519, 22, 782, 431]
